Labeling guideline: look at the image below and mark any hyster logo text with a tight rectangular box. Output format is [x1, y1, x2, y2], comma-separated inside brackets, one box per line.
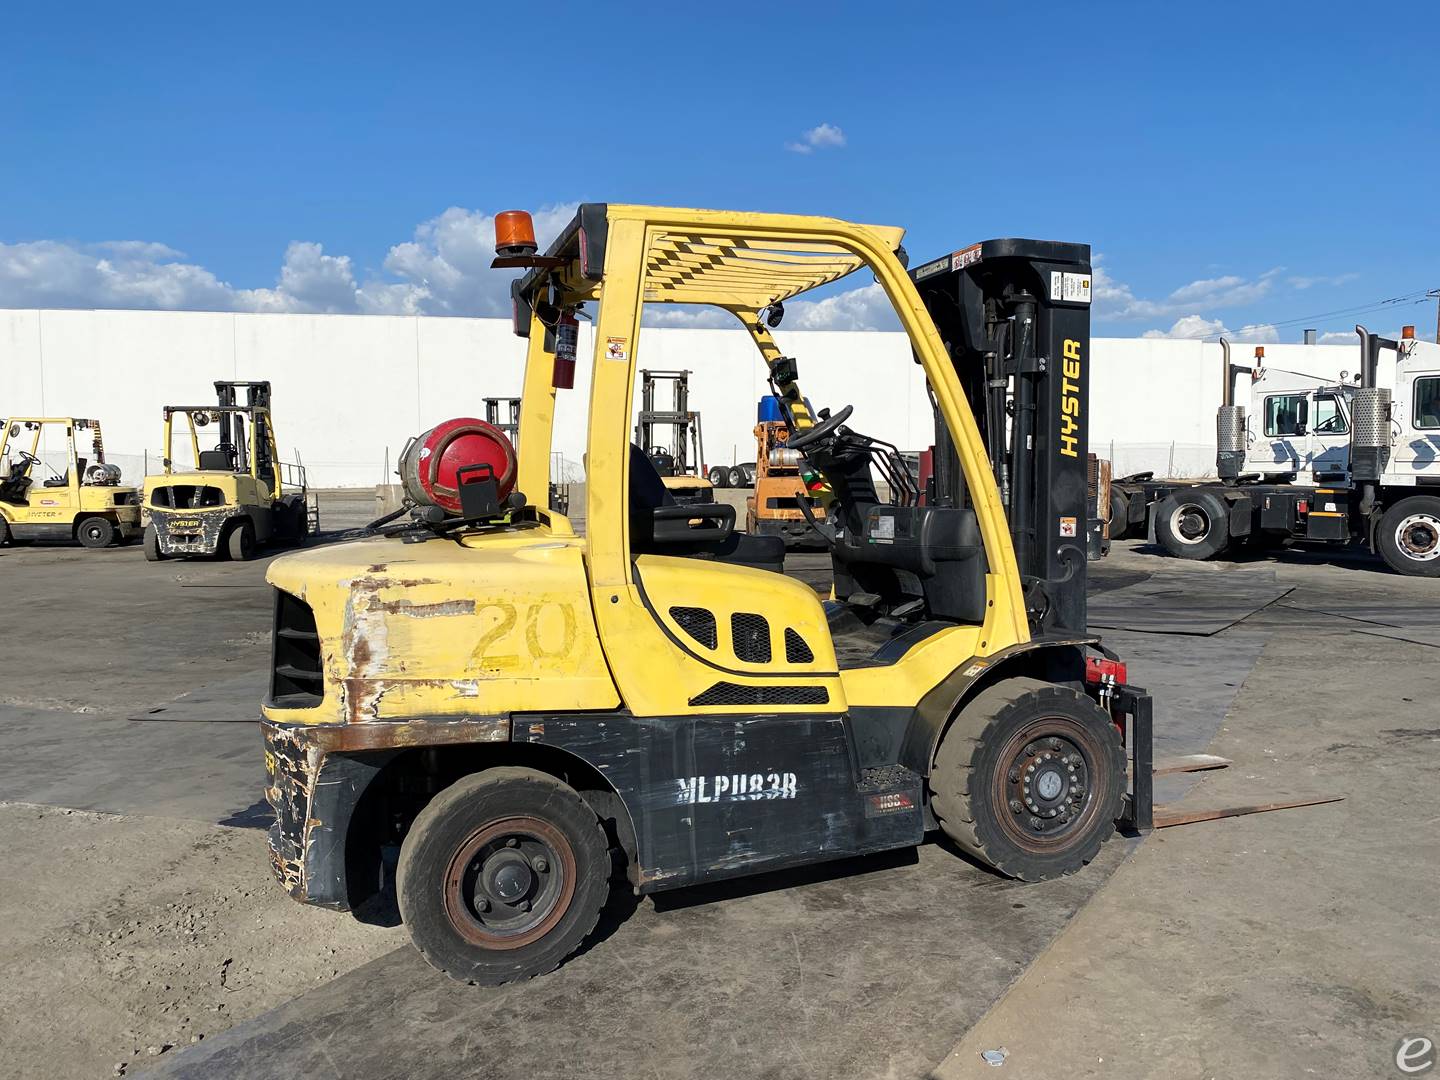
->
[1060, 338, 1082, 458]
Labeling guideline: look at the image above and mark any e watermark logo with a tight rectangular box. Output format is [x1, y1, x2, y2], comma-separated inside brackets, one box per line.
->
[1396, 1036, 1436, 1075]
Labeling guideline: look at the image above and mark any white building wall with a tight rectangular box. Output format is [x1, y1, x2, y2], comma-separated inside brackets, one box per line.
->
[0, 308, 1360, 488]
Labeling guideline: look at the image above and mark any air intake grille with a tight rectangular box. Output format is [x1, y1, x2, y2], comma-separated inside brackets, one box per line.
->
[690, 682, 829, 707]
[784, 627, 814, 664]
[731, 612, 771, 663]
[669, 606, 717, 649]
[270, 590, 323, 708]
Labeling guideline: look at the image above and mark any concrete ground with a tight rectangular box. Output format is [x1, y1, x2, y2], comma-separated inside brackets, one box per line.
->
[1, 498, 1436, 1078]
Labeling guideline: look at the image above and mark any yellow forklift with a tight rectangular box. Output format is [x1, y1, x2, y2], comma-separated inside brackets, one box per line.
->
[260, 205, 1152, 985]
[0, 416, 141, 547]
[142, 380, 313, 561]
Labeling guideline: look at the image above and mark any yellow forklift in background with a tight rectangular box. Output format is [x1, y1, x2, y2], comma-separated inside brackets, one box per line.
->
[0, 416, 141, 547]
[259, 204, 1153, 986]
[143, 380, 314, 561]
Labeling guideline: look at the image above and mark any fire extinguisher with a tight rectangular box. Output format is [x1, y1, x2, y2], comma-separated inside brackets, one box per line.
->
[553, 310, 578, 389]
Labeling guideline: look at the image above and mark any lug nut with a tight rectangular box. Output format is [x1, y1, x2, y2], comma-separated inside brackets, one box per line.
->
[533, 857, 549, 873]
[518, 899, 532, 913]
[505, 838, 519, 848]
[474, 897, 490, 913]
[1026, 763, 1037, 774]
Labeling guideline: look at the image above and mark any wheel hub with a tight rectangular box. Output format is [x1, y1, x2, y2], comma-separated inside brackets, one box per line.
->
[1003, 732, 1092, 841]
[1170, 503, 1210, 544]
[443, 816, 574, 949]
[1396, 513, 1440, 561]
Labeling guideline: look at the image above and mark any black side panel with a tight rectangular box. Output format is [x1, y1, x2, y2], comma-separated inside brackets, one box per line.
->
[519, 713, 921, 891]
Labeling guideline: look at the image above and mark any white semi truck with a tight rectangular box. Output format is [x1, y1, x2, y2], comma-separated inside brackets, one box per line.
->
[1111, 325, 1440, 576]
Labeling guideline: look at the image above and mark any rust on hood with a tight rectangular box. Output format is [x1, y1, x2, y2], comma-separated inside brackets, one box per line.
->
[265, 714, 510, 753]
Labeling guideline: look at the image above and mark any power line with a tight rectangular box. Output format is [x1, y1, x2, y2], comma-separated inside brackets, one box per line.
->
[1142, 288, 1436, 342]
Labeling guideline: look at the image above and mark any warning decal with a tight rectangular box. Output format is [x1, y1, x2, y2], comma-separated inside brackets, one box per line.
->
[605, 337, 629, 361]
[1059, 516, 1078, 538]
[1049, 272, 1092, 305]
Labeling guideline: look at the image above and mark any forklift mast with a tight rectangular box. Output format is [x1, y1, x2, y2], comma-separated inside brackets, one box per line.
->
[212, 380, 274, 479]
[912, 240, 1093, 635]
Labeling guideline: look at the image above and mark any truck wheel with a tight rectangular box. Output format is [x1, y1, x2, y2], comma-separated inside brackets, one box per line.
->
[397, 767, 610, 985]
[142, 524, 163, 561]
[727, 466, 747, 489]
[1377, 496, 1440, 577]
[1155, 490, 1229, 559]
[1109, 490, 1131, 540]
[76, 516, 116, 549]
[226, 520, 256, 561]
[930, 677, 1126, 882]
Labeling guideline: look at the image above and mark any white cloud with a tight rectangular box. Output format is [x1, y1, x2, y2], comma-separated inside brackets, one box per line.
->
[785, 122, 847, 154]
[1142, 314, 1278, 343]
[0, 204, 578, 317]
[1289, 272, 1360, 290]
[1095, 257, 1283, 322]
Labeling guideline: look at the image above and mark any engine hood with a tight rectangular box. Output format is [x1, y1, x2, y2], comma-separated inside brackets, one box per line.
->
[264, 530, 618, 726]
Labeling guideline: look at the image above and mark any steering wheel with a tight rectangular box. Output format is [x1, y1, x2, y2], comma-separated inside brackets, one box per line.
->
[787, 404, 854, 450]
[16, 450, 40, 467]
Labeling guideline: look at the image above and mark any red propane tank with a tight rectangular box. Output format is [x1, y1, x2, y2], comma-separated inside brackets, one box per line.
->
[399, 417, 517, 515]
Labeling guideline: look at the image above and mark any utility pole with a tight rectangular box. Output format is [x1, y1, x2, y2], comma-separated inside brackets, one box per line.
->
[1429, 289, 1440, 344]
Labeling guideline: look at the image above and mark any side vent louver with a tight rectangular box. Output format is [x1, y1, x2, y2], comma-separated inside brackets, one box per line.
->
[731, 612, 771, 663]
[669, 606, 717, 649]
[784, 627, 814, 664]
[271, 590, 323, 708]
[690, 682, 829, 707]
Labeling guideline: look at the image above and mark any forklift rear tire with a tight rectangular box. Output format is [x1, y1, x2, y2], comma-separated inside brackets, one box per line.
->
[226, 521, 256, 561]
[76, 516, 116, 549]
[397, 767, 610, 986]
[1155, 490, 1229, 559]
[142, 525, 163, 561]
[1376, 495, 1440, 577]
[930, 677, 1126, 882]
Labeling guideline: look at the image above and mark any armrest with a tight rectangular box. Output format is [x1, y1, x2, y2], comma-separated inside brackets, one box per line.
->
[647, 502, 736, 544]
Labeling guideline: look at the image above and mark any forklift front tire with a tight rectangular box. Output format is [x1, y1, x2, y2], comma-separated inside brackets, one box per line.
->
[76, 516, 116, 549]
[930, 677, 1126, 882]
[1155, 490, 1229, 559]
[142, 525, 163, 561]
[0, 517, 10, 546]
[226, 521, 256, 561]
[397, 767, 611, 986]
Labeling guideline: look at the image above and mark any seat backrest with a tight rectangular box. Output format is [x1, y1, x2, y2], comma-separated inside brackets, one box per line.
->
[198, 449, 232, 471]
[629, 443, 676, 512]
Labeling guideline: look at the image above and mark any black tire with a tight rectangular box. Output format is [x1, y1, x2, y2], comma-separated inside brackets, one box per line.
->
[142, 524, 163, 561]
[1154, 490, 1230, 559]
[0, 517, 10, 546]
[76, 516, 116, 549]
[727, 466, 747, 489]
[707, 466, 728, 488]
[1108, 490, 1131, 540]
[1376, 496, 1440, 578]
[930, 677, 1126, 882]
[397, 767, 610, 985]
[226, 520, 256, 561]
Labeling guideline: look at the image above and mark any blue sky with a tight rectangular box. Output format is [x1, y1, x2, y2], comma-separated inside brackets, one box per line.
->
[2, 1, 1435, 342]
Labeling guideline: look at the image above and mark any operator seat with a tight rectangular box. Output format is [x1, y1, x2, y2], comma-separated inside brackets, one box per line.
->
[629, 445, 784, 574]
